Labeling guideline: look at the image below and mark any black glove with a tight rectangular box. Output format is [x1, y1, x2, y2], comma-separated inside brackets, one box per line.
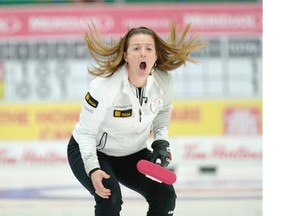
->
[150, 140, 172, 167]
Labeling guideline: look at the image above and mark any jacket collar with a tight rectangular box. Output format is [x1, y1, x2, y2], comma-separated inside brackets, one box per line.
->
[122, 65, 155, 94]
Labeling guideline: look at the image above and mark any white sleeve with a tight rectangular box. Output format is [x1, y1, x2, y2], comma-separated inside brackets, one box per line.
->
[73, 79, 110, 175]
[153, 72, 173, 141]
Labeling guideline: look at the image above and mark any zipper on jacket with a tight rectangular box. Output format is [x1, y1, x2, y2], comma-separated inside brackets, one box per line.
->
[135, 87, 145, 122]
[139, 109, 142, 122]
[136, 87, 142, 105]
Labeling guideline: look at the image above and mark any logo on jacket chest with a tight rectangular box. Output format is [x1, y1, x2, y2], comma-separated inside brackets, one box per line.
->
[149, 97, 162, 113]
[113, 109, 132, 118]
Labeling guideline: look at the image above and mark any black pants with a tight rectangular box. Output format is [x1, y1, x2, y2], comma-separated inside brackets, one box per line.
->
[67, 136, 176, 216]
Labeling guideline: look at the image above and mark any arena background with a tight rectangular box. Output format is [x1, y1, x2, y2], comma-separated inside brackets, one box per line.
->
[0, 1, 262, 215]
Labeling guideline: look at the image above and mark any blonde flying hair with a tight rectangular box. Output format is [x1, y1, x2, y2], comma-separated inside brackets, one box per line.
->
[85, 21, 207, 77]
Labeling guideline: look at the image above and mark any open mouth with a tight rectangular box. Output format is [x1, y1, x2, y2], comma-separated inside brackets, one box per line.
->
[139, 62, 147, 70]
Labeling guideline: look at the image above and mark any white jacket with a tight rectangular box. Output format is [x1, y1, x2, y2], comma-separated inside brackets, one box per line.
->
[72, 65, 173, 175]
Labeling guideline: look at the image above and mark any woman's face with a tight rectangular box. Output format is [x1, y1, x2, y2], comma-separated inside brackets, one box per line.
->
[124, 33, 157, 87]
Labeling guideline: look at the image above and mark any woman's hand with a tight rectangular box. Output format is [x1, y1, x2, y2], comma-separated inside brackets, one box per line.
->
[90, 169, 111, 199]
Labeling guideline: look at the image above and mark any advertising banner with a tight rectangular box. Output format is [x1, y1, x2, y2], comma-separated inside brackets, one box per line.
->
[0, 103, 81, 140]
[170, 100, 262, 136]
[0, 100, 262, 140]
[0, 136, 262, 168]
[0, 136, 262, 197]
[0, 3, 262, 39]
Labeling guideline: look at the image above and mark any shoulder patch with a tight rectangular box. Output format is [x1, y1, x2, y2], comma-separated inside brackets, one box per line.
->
[85, 92, 98, 108]
[113, 109, 132, 118]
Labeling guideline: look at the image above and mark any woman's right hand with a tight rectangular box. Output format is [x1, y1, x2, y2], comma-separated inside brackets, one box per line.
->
[90, 169, 111, 199]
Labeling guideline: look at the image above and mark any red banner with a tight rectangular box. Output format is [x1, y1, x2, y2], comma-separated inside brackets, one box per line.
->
[0, 3, 262, 39]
